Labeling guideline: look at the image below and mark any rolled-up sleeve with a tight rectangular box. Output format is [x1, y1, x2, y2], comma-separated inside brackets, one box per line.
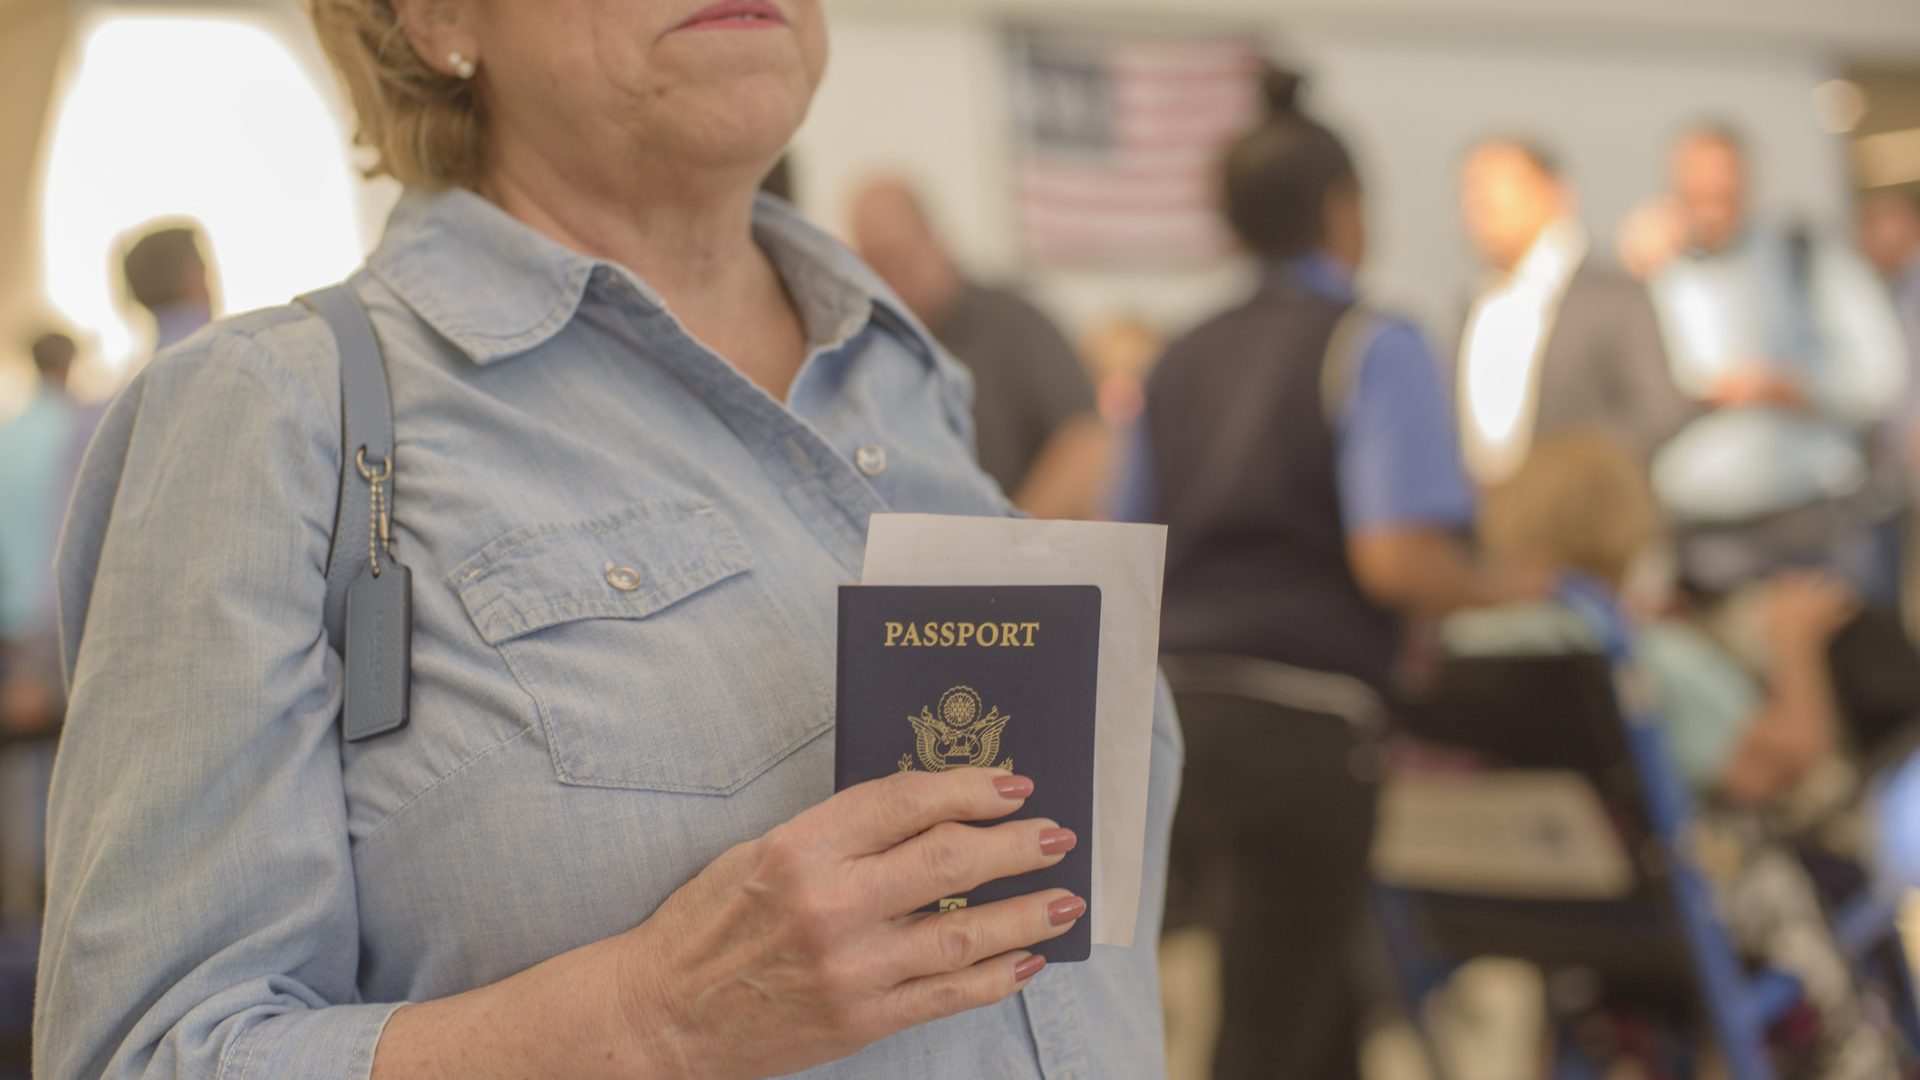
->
[37, 323, 403, 1079]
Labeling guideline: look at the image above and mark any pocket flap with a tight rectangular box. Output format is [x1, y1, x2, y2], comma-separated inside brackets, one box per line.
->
[452, 500, 751, 645]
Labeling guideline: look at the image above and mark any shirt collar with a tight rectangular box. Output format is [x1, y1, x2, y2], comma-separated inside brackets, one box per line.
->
[1264, 252, 1358, 303]
[367, 186, 939, 368]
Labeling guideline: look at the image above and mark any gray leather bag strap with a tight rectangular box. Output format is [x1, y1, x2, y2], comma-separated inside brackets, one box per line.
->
[303, 281, 411, 741]
[305, 282, 395, 652]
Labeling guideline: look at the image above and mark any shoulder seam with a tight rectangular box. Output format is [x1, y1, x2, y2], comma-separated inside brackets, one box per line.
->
[182, 313, 337, 428]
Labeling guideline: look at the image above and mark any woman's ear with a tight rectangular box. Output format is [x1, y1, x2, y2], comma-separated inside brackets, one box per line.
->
[389, 0, 480, 79]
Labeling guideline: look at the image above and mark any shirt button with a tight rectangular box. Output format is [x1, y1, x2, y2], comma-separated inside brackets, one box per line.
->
[854, 443, 888, 478]
[605, 565, 643, 592]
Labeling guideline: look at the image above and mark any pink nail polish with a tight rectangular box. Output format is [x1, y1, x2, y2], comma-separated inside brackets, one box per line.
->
[1047, 895, 1087, 926]
[1013, 954, 1046, 981]
[994, 774, 1034, 800]
[1039, 828, 1076, 856]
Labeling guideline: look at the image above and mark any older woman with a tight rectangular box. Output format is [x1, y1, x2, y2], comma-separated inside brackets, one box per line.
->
[36, 2, 1180, 1077]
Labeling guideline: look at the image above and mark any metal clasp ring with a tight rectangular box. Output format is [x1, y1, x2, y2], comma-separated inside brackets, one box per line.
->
[355, 446, 392, 484]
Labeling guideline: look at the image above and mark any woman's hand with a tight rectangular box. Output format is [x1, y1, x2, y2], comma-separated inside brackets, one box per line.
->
[617, 768, 1083, 1079]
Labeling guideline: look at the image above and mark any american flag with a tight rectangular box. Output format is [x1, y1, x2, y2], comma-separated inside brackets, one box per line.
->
[1008, 28, 1264, 266]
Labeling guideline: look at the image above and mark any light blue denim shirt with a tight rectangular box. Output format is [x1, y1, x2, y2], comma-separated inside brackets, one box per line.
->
[40, 187, 1181, 1080]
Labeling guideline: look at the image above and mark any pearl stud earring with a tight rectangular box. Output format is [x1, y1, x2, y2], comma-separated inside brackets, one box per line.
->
[448, 52, 476, 80]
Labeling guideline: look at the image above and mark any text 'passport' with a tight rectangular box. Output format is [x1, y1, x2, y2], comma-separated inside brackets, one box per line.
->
[836, 585, 1100, 962]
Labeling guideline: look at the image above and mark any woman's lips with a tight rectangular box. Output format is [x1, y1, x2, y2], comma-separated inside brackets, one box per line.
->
[673, 0, 787, 31]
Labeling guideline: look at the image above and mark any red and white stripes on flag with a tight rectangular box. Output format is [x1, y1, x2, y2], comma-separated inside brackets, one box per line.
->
[1008, 28, 1264, 266]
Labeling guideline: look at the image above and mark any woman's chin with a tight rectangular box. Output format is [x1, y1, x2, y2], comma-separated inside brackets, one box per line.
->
[654, 79, 810, 165]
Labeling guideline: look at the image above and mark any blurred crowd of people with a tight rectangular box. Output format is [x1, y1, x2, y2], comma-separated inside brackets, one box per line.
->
[1122, 70, 1920, 1080]
[821, 59, 1920, 1080]
[5, 41, 1920, 1080]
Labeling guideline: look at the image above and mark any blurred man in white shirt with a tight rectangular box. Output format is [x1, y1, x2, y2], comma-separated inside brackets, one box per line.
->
[1456, 137, 1690, 487]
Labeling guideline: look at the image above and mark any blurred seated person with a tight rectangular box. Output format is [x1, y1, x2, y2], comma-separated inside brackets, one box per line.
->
[1129, 68, 1545, 1080]
[1455, 136, 1692, 487]
[1450, 433, 1853, 805]
[1447, 432, 1900, 1075]
[120, 223, 215, 357]
[850, 177, 1109, 518]
[1628, 126, 1906, 534]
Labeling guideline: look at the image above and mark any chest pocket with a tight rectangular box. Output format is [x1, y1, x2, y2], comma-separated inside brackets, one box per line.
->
[452, 500, 830, 795]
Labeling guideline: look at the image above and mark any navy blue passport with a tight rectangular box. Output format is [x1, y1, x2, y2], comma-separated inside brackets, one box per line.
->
[836, 585, 1100, 963]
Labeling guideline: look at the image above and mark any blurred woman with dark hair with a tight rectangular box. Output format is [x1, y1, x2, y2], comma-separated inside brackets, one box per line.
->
[1124, 68, 1545, 1079]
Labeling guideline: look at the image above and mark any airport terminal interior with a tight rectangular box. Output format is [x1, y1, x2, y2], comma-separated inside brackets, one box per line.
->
[4, 0, 1920, 1076]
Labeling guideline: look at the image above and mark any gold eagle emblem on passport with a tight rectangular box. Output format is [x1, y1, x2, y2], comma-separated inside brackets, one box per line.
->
[900, 686, 1013, 773]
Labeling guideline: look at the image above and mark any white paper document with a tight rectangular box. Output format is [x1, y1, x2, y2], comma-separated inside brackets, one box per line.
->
[862, 513, 1168, 947]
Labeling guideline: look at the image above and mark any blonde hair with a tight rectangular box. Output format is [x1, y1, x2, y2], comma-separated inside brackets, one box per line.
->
[306, 0, 487, 189]
[1480, 432, 1664, 586]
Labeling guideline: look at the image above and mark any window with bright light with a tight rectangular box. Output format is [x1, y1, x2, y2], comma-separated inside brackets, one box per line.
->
[39, 13, 369, 371]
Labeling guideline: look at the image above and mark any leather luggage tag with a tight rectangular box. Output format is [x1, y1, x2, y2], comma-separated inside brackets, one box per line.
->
[343, 563, 412, 741]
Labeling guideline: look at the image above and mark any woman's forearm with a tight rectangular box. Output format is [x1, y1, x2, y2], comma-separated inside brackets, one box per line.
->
[372, 932, 682, 1080]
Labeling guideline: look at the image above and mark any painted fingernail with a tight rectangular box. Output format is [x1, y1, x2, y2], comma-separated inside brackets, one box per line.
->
[1039, 828, 1076, 856]
[994, 774, 1034, 800]
[1047, 895, 1087, 926]
[1013, 953, 1046, 982]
